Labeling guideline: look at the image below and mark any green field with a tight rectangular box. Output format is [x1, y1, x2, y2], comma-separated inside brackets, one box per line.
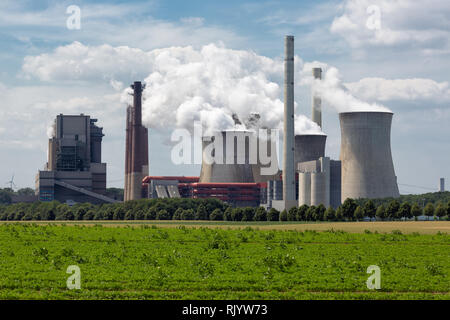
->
[0, 223, 448, 299]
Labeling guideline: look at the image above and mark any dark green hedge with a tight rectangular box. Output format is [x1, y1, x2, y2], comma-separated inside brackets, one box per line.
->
[0, 197, 448, 222]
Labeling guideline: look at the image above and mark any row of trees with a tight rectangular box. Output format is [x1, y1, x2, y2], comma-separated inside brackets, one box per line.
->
[0, 187, 123, 204]
[355, 191, 450, 208]
[0, 197, 448, 222]
[0, 198, 228, 221]
[0, 187, 35, 204]
[331, 199, 449, 222]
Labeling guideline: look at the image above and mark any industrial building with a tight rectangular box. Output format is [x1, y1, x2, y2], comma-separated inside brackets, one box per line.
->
[269, 36, 343, 210]
[142, 129, 276, 207]
[298, 157, 342, 208]
[143, 176, 266, 207]
[36, 114, 118, 204]
[132, 35, 399, 209]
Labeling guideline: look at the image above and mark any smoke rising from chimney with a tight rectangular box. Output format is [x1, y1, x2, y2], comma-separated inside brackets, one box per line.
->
[120, 44, 323, 137]
[302, 62, 391, 113]
[119, 44, 389, 138]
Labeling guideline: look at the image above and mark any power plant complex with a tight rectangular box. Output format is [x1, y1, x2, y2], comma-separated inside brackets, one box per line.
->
[36, 36, 401, 208]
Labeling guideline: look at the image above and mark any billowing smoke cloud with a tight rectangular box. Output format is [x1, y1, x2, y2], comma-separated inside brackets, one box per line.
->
[134, 44, 323, 136]
[46, 125, 55, 139]
[301, 62, 391, 113]
[22, 41, 393, 133]
[136, 44, 393, 137]
[344, 77, 450, 102]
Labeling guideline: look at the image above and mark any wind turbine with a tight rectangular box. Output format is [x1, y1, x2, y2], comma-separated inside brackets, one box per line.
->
[5, 174, 17, 191]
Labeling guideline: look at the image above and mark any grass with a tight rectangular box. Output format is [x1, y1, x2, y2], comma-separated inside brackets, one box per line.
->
[0, 222, 448, 300]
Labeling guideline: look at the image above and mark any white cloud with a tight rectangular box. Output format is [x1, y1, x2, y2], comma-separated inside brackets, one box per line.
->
[0, 82, 126, 188]
[22, 42, 154, 82]
[0, 2, 244, 52]
[330, 0, 450, 54]
[180, 17, 205, 27]
[138, 43, 322, 135]
[109, 79, 124, 91]
[256, 2, 338, 26]
[345, 78, 450, 102]
[25, 42, 416, 135]
[0, 84, 124, 153]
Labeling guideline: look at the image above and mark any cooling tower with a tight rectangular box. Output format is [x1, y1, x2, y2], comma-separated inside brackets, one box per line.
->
[294, 134, 327, 164]
[251, 129, 280, 183]
[199, 131, 255, 183]
[199, 130, 280, 183]
[339, 111, 399, 201]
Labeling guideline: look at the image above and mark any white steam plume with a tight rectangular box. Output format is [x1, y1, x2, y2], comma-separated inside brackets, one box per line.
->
[46, 125, 55, 138]
[302, 62, 391, 113]
[136, 44, 323, 136]
[121, 44, 389, 137]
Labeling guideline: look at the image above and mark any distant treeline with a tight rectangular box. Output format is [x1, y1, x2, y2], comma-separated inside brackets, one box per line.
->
[0, 197, 449, 222]
[355, 191, 450, 207]
[0, 188, 123, 203]
[0, 188, 35, 203]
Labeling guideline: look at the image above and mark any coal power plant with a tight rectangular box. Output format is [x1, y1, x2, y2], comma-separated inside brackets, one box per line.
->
[35, 35, 400, 208]
[133, 35, 399, 209]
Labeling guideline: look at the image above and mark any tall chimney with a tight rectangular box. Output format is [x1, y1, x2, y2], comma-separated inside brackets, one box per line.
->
[127, 81, 149, 200]
[124, 105, 132, 201]
[312, 67, 322, 128]
[283, 35, 296, 204]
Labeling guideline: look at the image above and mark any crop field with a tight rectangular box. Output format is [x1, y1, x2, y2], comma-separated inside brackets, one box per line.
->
[0, 223, 448, 299]
[2, 220, 449, 234]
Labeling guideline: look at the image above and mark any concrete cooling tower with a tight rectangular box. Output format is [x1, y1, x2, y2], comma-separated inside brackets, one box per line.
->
[339, 111, 400, 201]
[199, 131, 255, 183]
[199, 130, 279, 183]
[294, 134, 327, 164]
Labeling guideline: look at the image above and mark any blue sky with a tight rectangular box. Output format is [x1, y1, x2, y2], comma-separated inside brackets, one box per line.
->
[0, 0, 449, 194]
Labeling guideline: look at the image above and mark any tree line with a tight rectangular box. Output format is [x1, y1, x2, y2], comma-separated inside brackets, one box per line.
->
[0, 197, 448, 222]
[0, 187, 123, 203]
[355, 191, 450, 208]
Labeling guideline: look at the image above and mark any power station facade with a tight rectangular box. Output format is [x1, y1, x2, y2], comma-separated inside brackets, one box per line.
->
[35, 114, 118, 204]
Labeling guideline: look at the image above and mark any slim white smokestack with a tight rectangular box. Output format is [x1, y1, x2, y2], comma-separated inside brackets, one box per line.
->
[283, 35, 296, 203]
[312, 67, 322, 128]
